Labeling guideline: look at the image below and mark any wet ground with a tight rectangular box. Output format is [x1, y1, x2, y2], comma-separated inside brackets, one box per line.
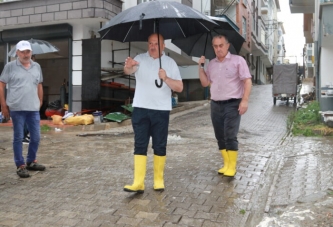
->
[1, 80, 332, 227]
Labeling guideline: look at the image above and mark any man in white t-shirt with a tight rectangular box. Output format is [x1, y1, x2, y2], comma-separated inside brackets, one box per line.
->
[123, 33, 183, 193]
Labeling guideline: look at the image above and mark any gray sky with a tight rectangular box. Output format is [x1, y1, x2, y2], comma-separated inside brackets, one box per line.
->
[278, 1, 304, 65]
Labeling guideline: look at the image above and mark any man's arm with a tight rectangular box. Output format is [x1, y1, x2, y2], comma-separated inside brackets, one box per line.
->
[198, 56, 210, 87]
[238, 78, 252, 115]
[158, 68, 183, 92]
[0, 81, 9, 119]
[199, 67, 210, 87]
[38, 83, 43, 108]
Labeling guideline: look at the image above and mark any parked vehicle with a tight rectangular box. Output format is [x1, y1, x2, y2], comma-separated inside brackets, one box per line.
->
[272, 64, 300, 105]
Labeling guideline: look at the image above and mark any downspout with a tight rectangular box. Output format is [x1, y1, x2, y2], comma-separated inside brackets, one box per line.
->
[68, 37, 73, 112]
[255, 56, 260, 84]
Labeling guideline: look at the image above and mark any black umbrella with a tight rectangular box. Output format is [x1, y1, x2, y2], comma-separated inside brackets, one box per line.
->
[98, 1, 218, 88]
[171, 15, 245, 64]
[8, 38, 59, 57]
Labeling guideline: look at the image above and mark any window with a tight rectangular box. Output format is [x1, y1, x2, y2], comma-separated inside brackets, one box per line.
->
[137, 0, 152, 3]
[0, 0, 22, 2]
[243, 0, 248, 6]
[242, 17, 247, 40]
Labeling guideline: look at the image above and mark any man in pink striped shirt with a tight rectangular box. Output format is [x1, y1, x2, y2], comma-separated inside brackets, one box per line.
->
[198, 35, 252, 177]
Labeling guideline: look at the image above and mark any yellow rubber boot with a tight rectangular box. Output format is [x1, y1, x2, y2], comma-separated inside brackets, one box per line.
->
[224, 150, 238, 177]
[153, 155, 166, 191]
[218, 149, 229, 174]
[124, 155, 147, 193]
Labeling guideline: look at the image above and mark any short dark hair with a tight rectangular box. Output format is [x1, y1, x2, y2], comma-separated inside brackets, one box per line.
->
[212, 34, 229, 44]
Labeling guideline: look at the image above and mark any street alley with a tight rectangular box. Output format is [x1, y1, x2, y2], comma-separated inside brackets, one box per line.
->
[1, 82, 332, 227]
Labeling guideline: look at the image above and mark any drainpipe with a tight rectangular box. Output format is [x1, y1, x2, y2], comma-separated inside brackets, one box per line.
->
[255, 56, 260, 84]
[68, 37, 73, 112]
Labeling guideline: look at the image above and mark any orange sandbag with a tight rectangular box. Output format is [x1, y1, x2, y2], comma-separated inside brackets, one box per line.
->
[51, 115, 63, 125]
[63, 114, 94, 126]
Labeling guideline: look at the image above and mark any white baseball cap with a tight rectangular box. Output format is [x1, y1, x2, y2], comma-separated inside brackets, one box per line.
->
[16, 40, 32, 51]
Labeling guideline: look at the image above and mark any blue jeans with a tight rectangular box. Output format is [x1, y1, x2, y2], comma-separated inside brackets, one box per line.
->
[132, 107, 170, 156]
[10, 111, 40, 167]
[210, 99, 241, 151]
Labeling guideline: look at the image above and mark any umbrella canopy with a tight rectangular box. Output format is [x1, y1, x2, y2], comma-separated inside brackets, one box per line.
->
[98, 1, 218, 87]
[171, 15, 245, 60]
[8, 38, 59, 57]
[98, 1, 218, 42]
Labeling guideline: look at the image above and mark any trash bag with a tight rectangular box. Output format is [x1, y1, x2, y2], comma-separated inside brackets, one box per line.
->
[48, 100, 61, 110]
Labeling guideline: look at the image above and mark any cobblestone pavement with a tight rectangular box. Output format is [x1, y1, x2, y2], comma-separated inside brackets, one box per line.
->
[1, 82, 330, 227]
[257, 136, 333, 227]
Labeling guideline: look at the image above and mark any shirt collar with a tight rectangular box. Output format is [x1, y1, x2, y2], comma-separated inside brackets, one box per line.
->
[146, 51, 165, 58]
[213, 51, 231, 62]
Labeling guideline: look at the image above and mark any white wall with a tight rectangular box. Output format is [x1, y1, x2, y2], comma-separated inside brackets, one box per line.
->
[320, 47, 333, 87]
[179, 65, 198, 80]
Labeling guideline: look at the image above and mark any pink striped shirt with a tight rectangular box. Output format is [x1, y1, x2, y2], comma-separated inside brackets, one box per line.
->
[206, 52, 252, 101]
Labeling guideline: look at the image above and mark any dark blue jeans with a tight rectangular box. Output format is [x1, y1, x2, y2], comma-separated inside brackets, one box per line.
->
[10, 111, 40, 167]
[210, 99, 241, 151]
[132, 107, 170, 156]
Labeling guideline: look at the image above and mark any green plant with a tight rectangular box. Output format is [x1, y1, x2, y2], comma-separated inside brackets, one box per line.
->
[289, 101, 323, 136]
[40, 124, 51, 132]
[239, 209, 246, 215]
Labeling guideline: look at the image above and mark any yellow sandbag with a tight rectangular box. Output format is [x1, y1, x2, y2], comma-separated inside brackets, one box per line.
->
[64, 114, 94, 126]
[51, 115, 63, 125]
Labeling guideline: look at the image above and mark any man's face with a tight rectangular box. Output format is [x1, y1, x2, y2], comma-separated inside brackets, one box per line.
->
[212, 36, 230, 59]
[148, 34, 165, 59]
[17, 50, 32, 64]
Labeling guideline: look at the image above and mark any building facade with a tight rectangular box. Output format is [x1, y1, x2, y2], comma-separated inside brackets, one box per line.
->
[0, 0, 284, 115]
[295, 0, 333, 111]
[0, 0, 122, 114]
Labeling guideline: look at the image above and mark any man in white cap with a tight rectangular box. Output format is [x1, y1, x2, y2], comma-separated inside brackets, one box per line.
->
[0, 40, 45, 178]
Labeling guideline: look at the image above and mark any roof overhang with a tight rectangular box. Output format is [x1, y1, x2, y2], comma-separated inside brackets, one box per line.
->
[289, 0, 315, 14]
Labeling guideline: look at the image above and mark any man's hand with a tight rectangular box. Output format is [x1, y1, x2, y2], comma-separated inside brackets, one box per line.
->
[1, 104, 10, 119]
[238, 100, 248, 115]
[124, 57, 139, 69]
[198, 56, 206, 68]
[124, 57, 139, 75]
[158, 68, 167, 81]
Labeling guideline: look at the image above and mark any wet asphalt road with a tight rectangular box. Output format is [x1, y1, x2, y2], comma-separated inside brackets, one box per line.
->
[1, 82, 333, 227]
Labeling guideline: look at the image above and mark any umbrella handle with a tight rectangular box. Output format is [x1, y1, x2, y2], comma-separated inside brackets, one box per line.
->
[155, 19, 163, 88]
[200, 33, 208, 68]
[155, 79, 163, 88]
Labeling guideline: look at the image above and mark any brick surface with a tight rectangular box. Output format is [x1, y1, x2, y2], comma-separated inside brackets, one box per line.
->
[0, 84, 321, 227]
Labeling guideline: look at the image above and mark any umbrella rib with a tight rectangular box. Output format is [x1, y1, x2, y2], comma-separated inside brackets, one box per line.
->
[198, 20, 212, 32]
[123, 22, 136, 42]
[174, 18, 212, 38]
[101, 28, 111, 40]
[173, 18, 186, 37]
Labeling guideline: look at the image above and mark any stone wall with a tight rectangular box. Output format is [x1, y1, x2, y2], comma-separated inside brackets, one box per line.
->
[0, 0, 122, 27]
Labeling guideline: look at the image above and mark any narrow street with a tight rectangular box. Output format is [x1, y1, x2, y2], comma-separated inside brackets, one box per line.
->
[1, 82, 332, 227]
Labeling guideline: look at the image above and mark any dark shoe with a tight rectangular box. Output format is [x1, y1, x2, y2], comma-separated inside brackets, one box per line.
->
[22, 138, 30, 144]
[26, 161, 45, 171]
[17, 165, 30, 178]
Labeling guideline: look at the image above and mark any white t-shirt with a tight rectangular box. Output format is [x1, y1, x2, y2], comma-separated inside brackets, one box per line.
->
[132, 52, 182, 111]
